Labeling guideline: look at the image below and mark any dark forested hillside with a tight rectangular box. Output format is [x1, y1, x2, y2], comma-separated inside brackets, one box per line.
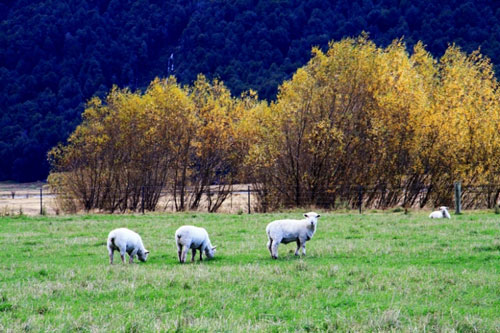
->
[1, 0, 500, 181]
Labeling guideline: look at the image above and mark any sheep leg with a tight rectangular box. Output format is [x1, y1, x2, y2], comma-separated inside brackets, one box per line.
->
[181, 247, 189, 263]
[301, 241, 306, 256]
[191, 249, 196, 262]
[295, 240, 301, 256]
[177, 243, 183, 263]
[199, 250, 203, 261]
[271, 239, 280, 259]
[267, 238, 273, 256]
[108, 248, 114, 265]
[129, 249, 138, 264]
[120, 249, 126, 264]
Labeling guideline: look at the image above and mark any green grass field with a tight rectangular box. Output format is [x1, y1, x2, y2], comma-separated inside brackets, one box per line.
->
[0, 211, 499, 332]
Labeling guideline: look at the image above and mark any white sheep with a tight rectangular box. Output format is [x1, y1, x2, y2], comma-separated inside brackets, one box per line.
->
[266, 212, 320, 259]
[107, 228, 149, 264]
[429, 206, 451, 219]
[175, 226, 216, 263]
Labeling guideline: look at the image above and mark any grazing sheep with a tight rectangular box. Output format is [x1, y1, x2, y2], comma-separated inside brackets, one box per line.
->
[107, 228, 149, 264]
[429, 206, 451, 219]
[266, 212, 320, 259]
[175, 226, 216, 263]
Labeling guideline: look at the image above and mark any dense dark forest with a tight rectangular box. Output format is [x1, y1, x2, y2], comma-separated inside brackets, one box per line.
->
[1, 0, 500, 181]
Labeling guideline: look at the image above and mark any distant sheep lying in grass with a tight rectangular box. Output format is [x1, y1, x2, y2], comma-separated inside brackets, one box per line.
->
[107, 228, 149, 264]
[266, 212, 320, 259]
[175, 226, 216, 263]
[429, 206, 451, 219]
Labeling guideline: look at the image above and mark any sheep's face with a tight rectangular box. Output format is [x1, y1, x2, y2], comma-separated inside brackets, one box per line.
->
[439, 206, 451, 218]
[304, 212, 320, 227]
[138, 250, 150, 262]
[205, 246, 216, 259]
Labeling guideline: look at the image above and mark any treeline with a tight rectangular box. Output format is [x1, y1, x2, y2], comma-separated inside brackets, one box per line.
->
[49, 37, 500, 212]
[3, 0, 500, 181]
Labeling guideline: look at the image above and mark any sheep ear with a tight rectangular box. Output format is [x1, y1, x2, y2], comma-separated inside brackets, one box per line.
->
[317, 214, 321, 218]
[145, 251, 150, 254]
[304, 213, 309, 218]
[212, 246, 217, 249]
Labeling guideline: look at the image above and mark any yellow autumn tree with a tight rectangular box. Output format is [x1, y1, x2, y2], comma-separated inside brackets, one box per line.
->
[180, 75, 251, 212]
[49, 78, 195, 212]
[49, 75, 257, 212]
[246, 36, 500, 210]
[247, 36, 423, 209]
[414, 45, 500, 207]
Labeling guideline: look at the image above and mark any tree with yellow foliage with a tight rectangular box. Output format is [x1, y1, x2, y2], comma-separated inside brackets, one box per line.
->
[247, 36, 500, 210]
[49, 35, 500, 212]
[49, 75, 258, 212]
[49, 78, 195, 212]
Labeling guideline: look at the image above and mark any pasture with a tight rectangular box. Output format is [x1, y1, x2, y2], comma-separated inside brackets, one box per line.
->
[0, 212, 499, 332]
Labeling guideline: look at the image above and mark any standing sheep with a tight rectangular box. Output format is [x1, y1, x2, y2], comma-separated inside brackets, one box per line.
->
[429, 206, 451, 219]
[266, 212, 320, 259]
[107, 228, 149, 264]
[175, 226, 216, 263]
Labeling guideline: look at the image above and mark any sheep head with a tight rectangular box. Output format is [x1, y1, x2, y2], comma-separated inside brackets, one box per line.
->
[205, 246, 216, 259]
[439, 206, 451, 218]
[304, 212, 321, 227]
[138, 250, 150, 262]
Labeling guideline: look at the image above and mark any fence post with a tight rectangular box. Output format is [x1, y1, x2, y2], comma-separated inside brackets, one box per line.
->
[454, 181, 461, 214]
[141, 186, 145, 214]
[358, 185, 363, 214]
[40, 188, 43, 215]
[247, 185, 251, 214]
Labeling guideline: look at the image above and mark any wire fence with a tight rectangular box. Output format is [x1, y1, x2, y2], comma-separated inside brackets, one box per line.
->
[0, 185, 253, 215]
[1, 182, 500, 216]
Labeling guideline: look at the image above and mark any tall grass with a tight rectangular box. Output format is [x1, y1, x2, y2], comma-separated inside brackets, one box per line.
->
[0, 212, 499, 331]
